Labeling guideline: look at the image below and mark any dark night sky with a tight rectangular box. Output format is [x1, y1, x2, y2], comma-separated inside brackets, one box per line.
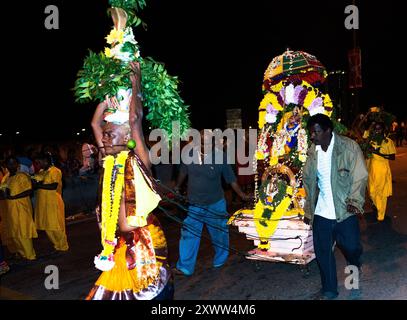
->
[2, 0, 404, 143]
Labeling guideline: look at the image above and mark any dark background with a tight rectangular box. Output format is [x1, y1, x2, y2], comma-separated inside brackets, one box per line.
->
[2, 0, 404, 144]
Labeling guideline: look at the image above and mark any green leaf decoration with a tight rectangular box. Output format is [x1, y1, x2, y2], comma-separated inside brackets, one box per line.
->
[262, 208, 273, 220]
[332, 119, 348, 135]
[74, 1, 190, 145]
[140, 57, 191, 143]
[74, 50, 131, 103]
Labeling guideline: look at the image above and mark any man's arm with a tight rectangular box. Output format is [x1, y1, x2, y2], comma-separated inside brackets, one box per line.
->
[6, 188, 32, 200]
[36, 182, 58, 190]
[372, 148, 395, 160]
[230, 181, 251, 201]
[118, 190, 139, 232]
[174, 169, 187, 193]
[302, 180, 312, 225]
[91, 101, 107, 158]
[222, 160, 251, 201]
[129, 62, 151, 171]
[347, 143, 369, 214]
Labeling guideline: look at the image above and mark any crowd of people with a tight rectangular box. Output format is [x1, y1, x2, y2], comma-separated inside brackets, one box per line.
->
[390, 120, 407, 147]
[0, 152, 68, 274]
[0, 138, 99, 275]
[0, 108, 401, 300]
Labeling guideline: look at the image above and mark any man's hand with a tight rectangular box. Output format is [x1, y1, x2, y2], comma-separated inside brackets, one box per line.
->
[240, 193, 253, 202]
[371, 147, 380, 155]
[347, 204, 364, 219]
[5, 188, 12, 200]
[347, 204, 361, 214]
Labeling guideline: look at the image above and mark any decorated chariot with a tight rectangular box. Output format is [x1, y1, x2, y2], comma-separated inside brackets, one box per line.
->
[229, 49, 336, 265]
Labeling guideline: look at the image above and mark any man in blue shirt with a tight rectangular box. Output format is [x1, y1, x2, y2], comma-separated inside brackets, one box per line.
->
[173, 130, 251, 276]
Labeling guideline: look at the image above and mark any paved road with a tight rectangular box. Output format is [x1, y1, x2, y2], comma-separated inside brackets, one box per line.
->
[1, 147, 407, 300]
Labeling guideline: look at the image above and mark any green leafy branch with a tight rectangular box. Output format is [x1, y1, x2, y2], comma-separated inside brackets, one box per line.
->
[74, 51, 131, 102]
[140, 57, 191, 142]
[74, 52, 191, 143]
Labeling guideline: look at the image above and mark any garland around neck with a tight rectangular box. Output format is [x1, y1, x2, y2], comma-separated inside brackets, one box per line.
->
[94, 150, 129, 271]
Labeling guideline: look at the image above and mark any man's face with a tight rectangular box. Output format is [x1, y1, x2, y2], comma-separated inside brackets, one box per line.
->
[37, 159, 50, 170]
[102, 122, 129, 155]
[373, 124, 384, 134]
[309, 123, 332, 146]
[200, 130, 213, 149]
[6, 158, 19, 175]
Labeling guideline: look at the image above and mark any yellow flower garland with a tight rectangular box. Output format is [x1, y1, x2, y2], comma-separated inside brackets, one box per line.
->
[106, 28, 124, 45]
[254, 196, 292, 250]
[104, 47, 113, 58]
[100, 151, 129, 258]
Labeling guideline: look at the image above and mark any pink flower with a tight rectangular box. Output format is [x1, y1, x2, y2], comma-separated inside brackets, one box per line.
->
[298, 88, 308, 106]
[309, 97, 323, 110]
[293, 85, 304, 104]
[266, 104, 279, 115]
[279, 87, 285, 103]
[308, 97, 324, 116]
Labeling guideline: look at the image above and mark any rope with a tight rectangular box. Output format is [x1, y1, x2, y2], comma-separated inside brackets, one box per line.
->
[156, 179, 301, 222]
[158, 195, 304, 253]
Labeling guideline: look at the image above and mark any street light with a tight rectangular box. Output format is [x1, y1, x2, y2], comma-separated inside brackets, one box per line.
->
[16, 131, 20, 135]
[82, 128, 86, 132]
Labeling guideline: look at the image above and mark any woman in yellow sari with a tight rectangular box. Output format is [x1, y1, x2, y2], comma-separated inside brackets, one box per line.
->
[0, 163, 9, 221]
[34, 153, 69, 251]
[0, 157, 37, 260]
[367, 122, 396, 221]
[0, 162, 10, 273]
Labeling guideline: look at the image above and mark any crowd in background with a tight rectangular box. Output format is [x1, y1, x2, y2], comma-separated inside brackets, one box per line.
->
[0, 116, 403, 277]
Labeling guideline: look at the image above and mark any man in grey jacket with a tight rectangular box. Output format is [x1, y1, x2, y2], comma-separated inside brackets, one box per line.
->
[303, 114, 368, 300]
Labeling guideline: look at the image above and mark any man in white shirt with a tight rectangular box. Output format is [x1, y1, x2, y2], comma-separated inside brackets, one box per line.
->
[303, 114, 368, 300]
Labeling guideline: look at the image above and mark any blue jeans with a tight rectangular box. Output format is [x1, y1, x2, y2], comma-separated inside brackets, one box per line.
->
[176, 198, 229, 275]
[313, 215, 362, 296]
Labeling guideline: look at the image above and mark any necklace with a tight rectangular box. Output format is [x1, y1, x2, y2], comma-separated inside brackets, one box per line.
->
[94, 150, 128, 271]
